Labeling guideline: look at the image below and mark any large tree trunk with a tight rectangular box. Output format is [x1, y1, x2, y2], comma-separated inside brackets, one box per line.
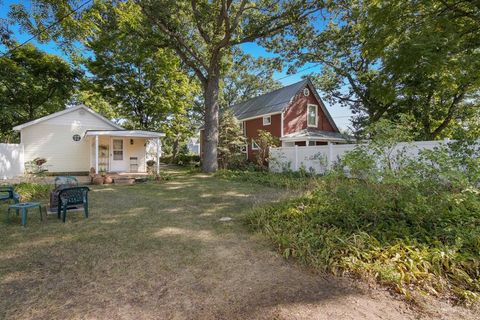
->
[202, 73, 220, 173]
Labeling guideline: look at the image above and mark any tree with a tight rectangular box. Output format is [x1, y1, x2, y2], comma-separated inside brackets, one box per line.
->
[83, 2, 198, 134]
[255, 129, 279, 169]
[0, 44, 81, 142]
[11, 0, 321, 172]
[218, 109, 246, 169]
[221, 49, 281, 109]
[274, 0, 480, 140]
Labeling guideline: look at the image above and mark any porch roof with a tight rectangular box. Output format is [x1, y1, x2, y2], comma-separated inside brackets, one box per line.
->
[84, 130, 165, 139]
[280, 129, 352, 143]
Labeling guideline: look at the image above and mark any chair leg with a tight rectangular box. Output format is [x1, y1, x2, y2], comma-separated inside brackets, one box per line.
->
[21, 208, 27, 227]
[38, 206, 43, 221]
[7, 207, 10, 223]
[62, 205, 67, 223]
[57, 207, 61, 219]
[84, 204, 89, 219]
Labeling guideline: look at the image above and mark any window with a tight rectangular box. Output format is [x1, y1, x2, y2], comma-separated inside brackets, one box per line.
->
[113, 139, 124, 160]
[252, 139, 259, 150]
[239, 121, 245, 135]
[263, 115, 271, 126]
[307, 104, 318, 127]
[308, 141, 316, 146]
[72, 134, 81, 142]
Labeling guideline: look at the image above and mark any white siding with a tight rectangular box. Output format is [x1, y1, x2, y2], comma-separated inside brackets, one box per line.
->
[0, 143, 24, 179]
[21, 109, 118, 172]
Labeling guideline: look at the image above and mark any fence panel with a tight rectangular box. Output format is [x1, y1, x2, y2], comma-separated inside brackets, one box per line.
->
[270, 140, 457, 174]
[0, 144, 24, 179]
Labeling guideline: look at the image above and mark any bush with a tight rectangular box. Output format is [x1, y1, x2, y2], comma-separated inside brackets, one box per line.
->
[247, 133, 480, 306]
[13, 183, 53, 201]
[161, 154, 200, 166]
[247, 176, 480, 305]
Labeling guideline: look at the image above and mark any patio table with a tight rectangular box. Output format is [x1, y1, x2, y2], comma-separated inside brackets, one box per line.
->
[7, 202, 44, 227]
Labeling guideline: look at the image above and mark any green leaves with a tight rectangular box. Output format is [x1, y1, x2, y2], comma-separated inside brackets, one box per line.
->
[279, 0, 480, 139]
[0, 44, 81, 142]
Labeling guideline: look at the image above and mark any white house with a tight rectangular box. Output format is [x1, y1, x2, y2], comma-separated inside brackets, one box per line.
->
[13, 105, 164, 174]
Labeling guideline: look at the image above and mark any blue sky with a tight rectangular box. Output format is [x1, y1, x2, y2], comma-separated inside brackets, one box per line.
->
[1, 0, 353, 130]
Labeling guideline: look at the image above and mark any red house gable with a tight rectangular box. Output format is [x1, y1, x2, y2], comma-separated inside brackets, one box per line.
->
[200, 78, 346, 162]
[283, 82, 337, 135]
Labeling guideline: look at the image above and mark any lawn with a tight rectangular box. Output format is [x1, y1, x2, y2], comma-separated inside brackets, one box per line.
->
[0, 168, 477, 319]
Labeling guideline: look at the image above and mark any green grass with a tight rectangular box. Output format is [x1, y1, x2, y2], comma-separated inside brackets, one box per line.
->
[0, 167, 289, 319]
[247, 176, 480, 305]
[214, 169, 316, 189]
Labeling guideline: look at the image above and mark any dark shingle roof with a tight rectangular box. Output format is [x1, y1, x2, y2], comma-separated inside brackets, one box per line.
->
[230, 79, 309, 120]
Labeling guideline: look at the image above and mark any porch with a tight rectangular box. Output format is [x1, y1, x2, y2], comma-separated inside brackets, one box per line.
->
[281, 129, 351, 147]
[83, 130, 165, 174]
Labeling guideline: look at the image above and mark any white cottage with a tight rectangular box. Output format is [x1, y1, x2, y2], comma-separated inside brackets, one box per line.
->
[13, 105, 164, 174]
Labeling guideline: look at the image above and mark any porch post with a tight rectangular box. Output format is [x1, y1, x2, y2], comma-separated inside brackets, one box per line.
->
[95, 135, 99, 173]
[327, 141, 333, 170]
[156, 137, 161, 174]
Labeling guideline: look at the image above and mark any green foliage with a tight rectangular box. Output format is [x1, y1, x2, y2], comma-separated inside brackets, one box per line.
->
[84, 2, 199, 133]
[248, 175, 480, 305]
[13, 183, 53, 201]
[0, 44, 81, 142]
[221, 49, 282, 109]
[10, 0, 321, 172]
[276, 0, 480, 139]
[248, 134, 480, 305]
[254, 130, 280, 169]
[218, 109, 246, 169]
[147, 171, 174, 182]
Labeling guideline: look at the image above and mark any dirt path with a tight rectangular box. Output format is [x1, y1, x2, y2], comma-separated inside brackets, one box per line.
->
[0, 171, 477, 319]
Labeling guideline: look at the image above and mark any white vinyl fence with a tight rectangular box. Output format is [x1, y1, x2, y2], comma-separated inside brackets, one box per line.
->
[269, 140, 454, 174]
[0, 143, 24, 179]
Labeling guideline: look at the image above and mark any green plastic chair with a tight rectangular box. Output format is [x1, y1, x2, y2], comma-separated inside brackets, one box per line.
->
[56, 186, 90, 222]
[0, 186, 20, 204]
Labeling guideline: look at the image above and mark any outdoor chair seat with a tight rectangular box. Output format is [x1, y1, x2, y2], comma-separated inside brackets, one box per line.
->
[56, 186, 90, 222]
[49, 176, 79, 213]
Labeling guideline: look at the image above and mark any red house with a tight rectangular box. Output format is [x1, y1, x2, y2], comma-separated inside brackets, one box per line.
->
[201, 78, 348, 162]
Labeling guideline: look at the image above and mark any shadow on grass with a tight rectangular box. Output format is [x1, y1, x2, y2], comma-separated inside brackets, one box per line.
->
[0, 171, 363, 319]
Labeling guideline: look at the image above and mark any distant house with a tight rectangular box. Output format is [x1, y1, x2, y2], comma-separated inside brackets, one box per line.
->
[13, 105, 164, 174]
[187, 137, 200, 155]
[200, 78, 348, 162]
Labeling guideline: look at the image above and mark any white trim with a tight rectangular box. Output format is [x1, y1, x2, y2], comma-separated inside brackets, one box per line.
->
[95, 135, 99, 174]
[280, 136, 346, 143]
[156, 137, 161, 174]
[13, 105, 124, 131]
[263, 115, 272, 126]
[281, 112, 284, 137]
[236, 112, 281, 122]
[239, 121, 245, 136]
[307, 104, 318, 128]
[84, 130, 165, 138]
[251, 139, 259, 150]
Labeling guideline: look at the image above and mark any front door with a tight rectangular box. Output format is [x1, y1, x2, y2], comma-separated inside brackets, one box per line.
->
[111, 138, 126, 172]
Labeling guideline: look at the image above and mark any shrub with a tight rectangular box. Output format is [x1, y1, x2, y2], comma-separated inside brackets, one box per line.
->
[254, 130, 280, 169]
[247, 176, 480, 305]
[13, 183, 53, 201]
